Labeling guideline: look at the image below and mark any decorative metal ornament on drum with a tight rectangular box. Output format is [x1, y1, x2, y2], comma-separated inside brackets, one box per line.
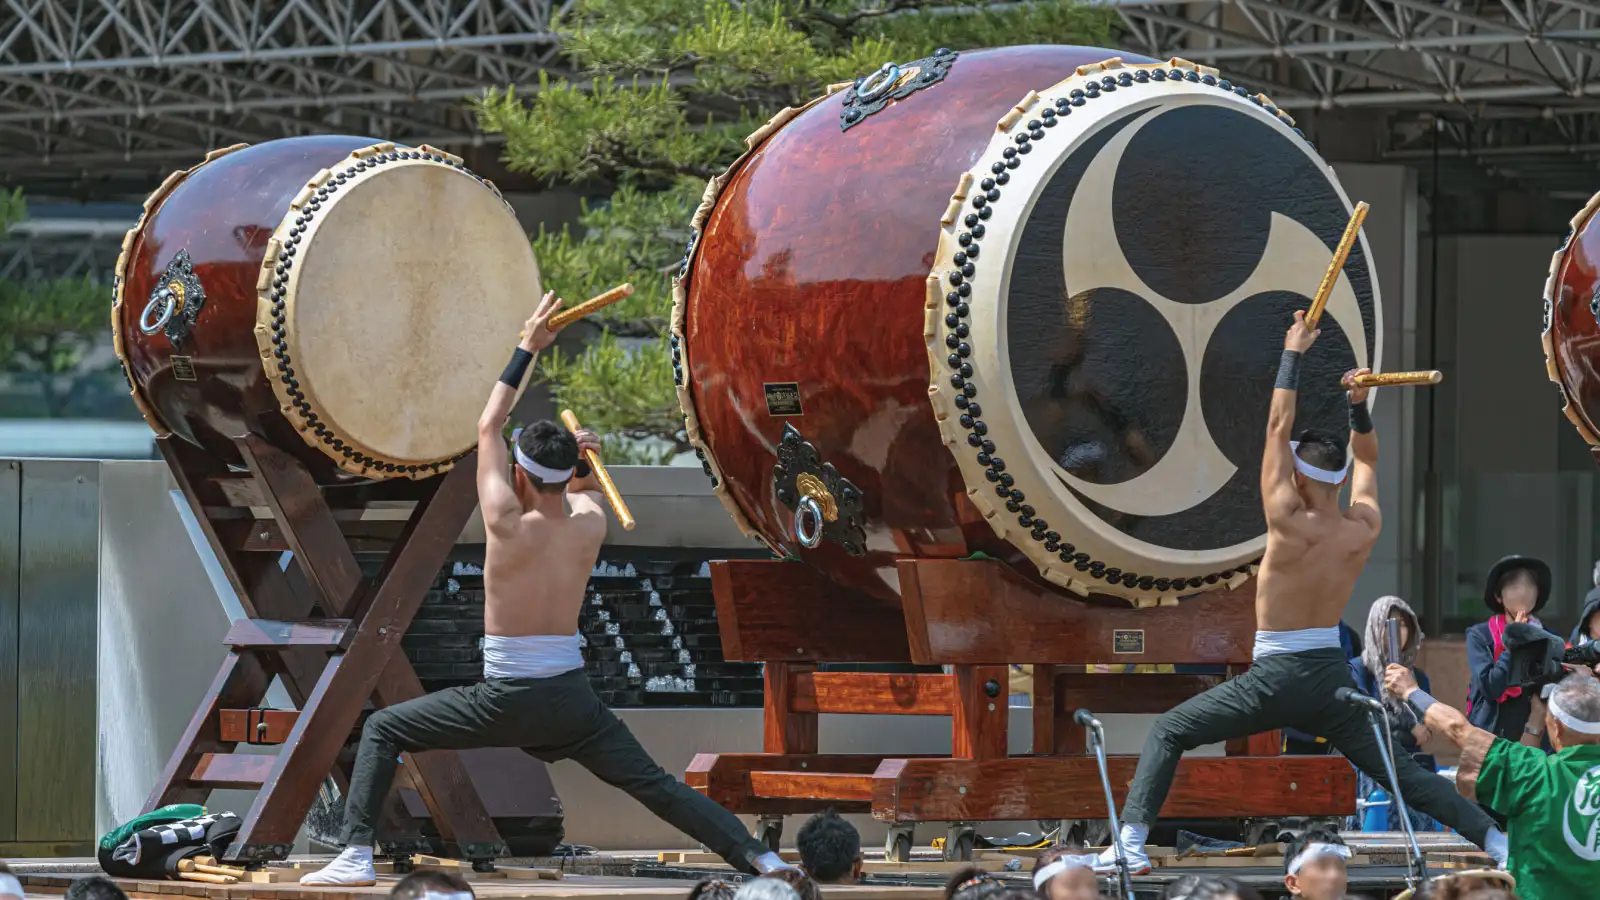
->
[112, 137, 539, 481]
[675, 48, 1381, 606]
[1543, 190, 1600, 453]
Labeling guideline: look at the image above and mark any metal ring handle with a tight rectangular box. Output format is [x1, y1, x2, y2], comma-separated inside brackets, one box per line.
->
[139, 287, 176, 335]
[856, 63, 901, 102]
[794, 495, 824, 549]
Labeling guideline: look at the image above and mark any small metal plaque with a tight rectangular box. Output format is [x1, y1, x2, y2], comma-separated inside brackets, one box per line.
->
[764, 382, 803, 417]
[170, 355, 197, 382]
[1112, 629, 1145, 655]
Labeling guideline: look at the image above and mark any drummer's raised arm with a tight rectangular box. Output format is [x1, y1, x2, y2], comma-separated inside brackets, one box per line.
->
[477, 291, 564, 527]
[1262, 311, 1319, 521]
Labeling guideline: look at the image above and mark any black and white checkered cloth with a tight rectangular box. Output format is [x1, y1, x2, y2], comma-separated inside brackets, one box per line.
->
[111, 813, 234, 866]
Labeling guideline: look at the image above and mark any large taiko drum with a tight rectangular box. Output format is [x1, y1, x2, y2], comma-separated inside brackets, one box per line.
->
[675, 46, 1382, 606]
[113, 136, 538, 481]
[1543, 191, 1600, 456]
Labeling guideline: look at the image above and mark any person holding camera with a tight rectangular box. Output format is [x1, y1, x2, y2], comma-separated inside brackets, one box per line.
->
[1385, 663, 1600, 900]
[1466, 556, 1564, 743]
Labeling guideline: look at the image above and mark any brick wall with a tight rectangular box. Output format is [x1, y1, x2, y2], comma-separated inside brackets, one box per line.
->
[402, 555, 764, 707]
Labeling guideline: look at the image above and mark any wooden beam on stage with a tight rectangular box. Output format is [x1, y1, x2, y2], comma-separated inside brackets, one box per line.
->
[749, 771, 875, 802]
[874, 755, 1354, 821]
[191, 753, 276, 790]
[898, 559, 1258, 665]
[789, 672, 953, 716]
[709, 560, 912, 662]
[763, 662, 818, 755]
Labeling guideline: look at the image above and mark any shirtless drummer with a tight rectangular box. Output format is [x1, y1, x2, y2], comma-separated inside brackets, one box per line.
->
[303, 291, 791, 885]
[1094, 311, 1508, 874]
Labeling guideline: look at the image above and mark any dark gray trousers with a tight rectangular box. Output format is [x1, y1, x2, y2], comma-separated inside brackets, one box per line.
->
[343, 669, 764, 871]
[1121, 648, 1496, 846]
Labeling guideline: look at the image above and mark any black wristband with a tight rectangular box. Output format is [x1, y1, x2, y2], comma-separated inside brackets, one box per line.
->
[575, 458, 592, 479]
[1274, 349, 1302, 391]
[500, 347, 534, 388]
[1350, 398, 1373, 434]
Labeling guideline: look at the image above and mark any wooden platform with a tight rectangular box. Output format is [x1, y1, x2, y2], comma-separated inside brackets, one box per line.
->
[17, 872, 944, 900]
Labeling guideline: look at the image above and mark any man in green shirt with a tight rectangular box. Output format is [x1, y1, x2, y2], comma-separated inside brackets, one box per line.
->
[1385, 664, 1600, 900]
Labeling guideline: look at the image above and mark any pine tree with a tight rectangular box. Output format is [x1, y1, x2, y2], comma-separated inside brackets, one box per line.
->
[478, 0, 1114, 462]
[0, 188, 110, 417]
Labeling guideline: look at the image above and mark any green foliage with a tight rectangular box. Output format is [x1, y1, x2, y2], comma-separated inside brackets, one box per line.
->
[0, 189, 113, 417]
[479, 0, 1115, 462]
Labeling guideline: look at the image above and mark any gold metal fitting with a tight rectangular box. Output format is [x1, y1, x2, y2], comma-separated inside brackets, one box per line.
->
[794, 472, 838, 522]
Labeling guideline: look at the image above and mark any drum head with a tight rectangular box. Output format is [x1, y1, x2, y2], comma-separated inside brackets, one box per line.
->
[927, 59, 1381, 601]
[259, 145, 539, 477]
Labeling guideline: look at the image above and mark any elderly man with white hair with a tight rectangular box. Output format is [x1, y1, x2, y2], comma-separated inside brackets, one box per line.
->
[1385, 664, 1600, 900]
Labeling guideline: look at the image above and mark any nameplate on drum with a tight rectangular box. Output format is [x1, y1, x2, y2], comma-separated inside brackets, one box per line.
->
[170, 356, 198, 382]
[764, 382, 803, 417]
[1112, 629, 1145, 655]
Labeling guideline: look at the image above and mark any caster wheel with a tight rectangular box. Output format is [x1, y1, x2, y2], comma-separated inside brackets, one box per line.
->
[755, 815, 783, 852]
[943, 823, 977, 862]
[471, 859, 497, 874]
[391, 856, 415, 875]
[885, 825, 915, 863]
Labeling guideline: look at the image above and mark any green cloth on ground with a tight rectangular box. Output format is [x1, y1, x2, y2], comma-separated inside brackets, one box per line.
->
[1477, 739, 1600, 900]
[98, 804, 206, 851]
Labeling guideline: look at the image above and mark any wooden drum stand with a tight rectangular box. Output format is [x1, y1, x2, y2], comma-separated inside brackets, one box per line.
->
[686, 559, 1357, 860]
[144, 436, 505, 866]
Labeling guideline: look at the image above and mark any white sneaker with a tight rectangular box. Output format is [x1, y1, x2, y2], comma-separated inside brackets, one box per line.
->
[299, 845, 377, 886]
[1092, 845, 1151, 876]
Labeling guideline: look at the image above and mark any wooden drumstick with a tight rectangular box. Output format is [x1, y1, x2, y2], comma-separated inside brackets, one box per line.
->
[1306, 201, 1369, 330]
[1351, 370, 1442, 388]
[179, 859, 245, 878]
[559, 409, 636, 531]
[547, 283, 635, 330]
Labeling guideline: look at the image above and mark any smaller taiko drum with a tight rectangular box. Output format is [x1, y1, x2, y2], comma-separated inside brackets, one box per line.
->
[1543, 191, 1600, 456]
[113, 136, 539, 481]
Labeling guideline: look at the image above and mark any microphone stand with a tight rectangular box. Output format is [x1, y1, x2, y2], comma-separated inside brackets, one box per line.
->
[1078, 709, 1135, 900]
[1361, 701, 1429, 888]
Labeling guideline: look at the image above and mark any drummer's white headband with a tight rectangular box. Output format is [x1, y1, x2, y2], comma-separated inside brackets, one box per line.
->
[0, 874, 24, 898]
[1289, 441, 1350, 485]
[1032, 856, 1095, 889]
[1287, 842, 1351, 876]
[510, 428, 574, 484]
[1546, 693, 1600, 734]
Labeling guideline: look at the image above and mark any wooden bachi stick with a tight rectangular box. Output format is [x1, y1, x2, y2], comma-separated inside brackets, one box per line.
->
[1306, 201, 1369, 330]
[1350, 370, 1443, 388]
[559, 409, 636, 531]
[547, 283, 635, 330]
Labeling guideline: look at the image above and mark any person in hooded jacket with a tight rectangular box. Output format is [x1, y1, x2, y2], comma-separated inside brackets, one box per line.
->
[1347, 596, 1441, 831]
[1466, 555, 1562, 744]
[1572, 559, 1600, 651]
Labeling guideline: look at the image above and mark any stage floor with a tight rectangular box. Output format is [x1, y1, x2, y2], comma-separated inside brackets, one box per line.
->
[5, 834, 1488, 900]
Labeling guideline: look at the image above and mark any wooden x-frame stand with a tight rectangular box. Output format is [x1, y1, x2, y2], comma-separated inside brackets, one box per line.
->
[144, 435, 505, 864]
[687, 558, 1357, 860]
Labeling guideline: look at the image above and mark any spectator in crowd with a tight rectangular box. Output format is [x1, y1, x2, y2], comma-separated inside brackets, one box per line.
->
[63, 877, 129, 900]
[1466, 556, 1559, 743]
[1029, 847, 1098, 900]
[764, 868, 822, 900]
[686, 879, 738, 900]
[1351, 597, 1441, 832]
[1281, 828, 1349, 900]
[1387, 664, 1600, 900]
[944, 867, 1011, 900]
[1411, 870, 1519, 900]
[795, 811, 861, 885]
[1572, 560, 1600, 648]
[732, 878, 798, 900]
[389, 871, 473, 900]
[0, 863, 23, 900]
[1161, 875, 1264, 899]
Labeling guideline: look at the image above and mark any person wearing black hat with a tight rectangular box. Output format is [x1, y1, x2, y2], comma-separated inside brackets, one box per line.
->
[1466, 555, 1561, 744]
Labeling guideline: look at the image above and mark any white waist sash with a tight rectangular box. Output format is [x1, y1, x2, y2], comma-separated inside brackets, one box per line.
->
[1252, 625, 1342, 661]
[483, 632, 584, 679]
